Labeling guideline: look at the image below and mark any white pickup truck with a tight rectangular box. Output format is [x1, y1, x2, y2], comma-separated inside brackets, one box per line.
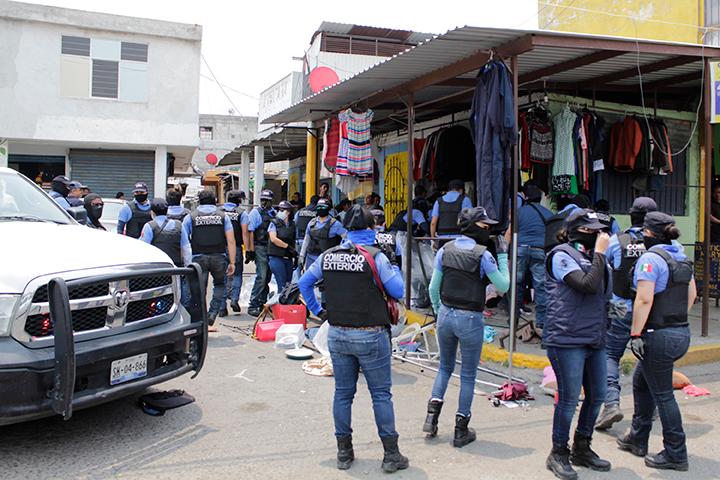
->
[0, 167, 207, 425]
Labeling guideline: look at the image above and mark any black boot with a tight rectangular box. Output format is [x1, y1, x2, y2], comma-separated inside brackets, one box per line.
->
[616, 432, 648, 457]
[453, 414, 476, 448]
[336, 436, 354, 470]
[422, 400, 443, 437]
[570, 432, 611, 471]
[380, 436, 409, 473]
[546, 444, 578, 480]
[644, 450, 689, 472]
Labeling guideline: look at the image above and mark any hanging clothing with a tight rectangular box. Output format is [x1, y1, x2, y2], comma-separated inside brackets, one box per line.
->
[336, 118, 350, 176]
[610, 116, 643, 172]
[469, 60, 516, 229]
[340, 108, 374, 177]
[413, 138, 426, 181]
[323, 117, 340, 171]
[552, 105, 577, 177]
[433, 125, 476, 184]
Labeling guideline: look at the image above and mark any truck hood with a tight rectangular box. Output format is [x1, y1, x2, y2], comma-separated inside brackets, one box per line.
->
[0, 222, 174, 294]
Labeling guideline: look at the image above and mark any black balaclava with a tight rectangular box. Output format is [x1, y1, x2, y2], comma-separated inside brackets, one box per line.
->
[462, 224, 491, 246]
[568, 229, 598, 251]
[83, 194, 103, 225]
[52, 179, 70, 197]
[316, 205, 330, 218]
[135, 193, 148, 204]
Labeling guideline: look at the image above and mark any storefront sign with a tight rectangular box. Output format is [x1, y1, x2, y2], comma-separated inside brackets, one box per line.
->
[694, 242, 720, 298]
[259, 72, 303, 124]
[711, 61, 720, 124]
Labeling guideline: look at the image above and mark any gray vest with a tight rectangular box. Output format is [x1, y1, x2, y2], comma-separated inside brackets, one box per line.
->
[440, 242, 488, 312]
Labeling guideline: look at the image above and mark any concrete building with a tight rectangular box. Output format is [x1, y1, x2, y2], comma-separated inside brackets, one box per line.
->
[0, 0, 202, 198]
[191, 114, 257, 174]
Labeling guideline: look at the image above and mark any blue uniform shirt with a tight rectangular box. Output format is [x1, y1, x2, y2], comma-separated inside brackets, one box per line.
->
[298, 229, 404, 315]
[49, 191, 71, 210]
[434, 235, 498, 280]
[222, 203, 249, 226]
[633, 244, 690, 294]
[248, 207, 276, 231]
[403, 209, 428, 226]
[167, 205, 185, 218]
[517, 202, 553, 247]
[431, 191, 473, 219]
[550, 245, 587, 283]
[118, 200, 151, 222]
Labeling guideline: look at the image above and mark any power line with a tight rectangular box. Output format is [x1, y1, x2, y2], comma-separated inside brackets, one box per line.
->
[201, 54, 244, 115]
[199, 73, 259, 100]
[540, 0, 578, 30]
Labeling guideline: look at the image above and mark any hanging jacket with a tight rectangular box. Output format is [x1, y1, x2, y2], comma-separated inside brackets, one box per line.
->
[612, 116, 643, 172]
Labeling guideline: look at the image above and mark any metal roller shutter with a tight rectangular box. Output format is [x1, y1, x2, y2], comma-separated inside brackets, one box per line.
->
[69, 149, 155, 198]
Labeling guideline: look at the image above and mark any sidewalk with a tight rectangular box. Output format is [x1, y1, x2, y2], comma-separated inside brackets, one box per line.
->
[408, 302, 720, 370]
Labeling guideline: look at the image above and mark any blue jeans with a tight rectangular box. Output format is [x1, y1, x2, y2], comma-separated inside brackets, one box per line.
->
[248, 244, 270, 310]
[193, 253, 228, 321]
[547, 346, 607, 446]
[269, 256, 293, 292]
[328, 325, 398, 439]
[630, 326, 691, 462]
[431, 306, 485, 417]
[516, 246, 547, 328]
[224, 247, 244, 304]
[604, 309, 632, 406]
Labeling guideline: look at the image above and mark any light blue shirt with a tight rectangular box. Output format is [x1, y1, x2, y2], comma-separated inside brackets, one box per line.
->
[298, 229, 404, 315]
[633, 244, 690, 294]
[140, 214, 191, 265]
[403, 209, 428, 226]
[49, 191, 71, 210]
[431, 191, 473, 219]
[248, 207, 276, 231]
[118, 200, 151, 222]
[167, 205, 186, 218]
[433, 235, 498, 280]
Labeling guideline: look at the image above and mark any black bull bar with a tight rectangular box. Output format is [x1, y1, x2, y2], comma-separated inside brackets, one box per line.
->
[46, 263, 208, 420]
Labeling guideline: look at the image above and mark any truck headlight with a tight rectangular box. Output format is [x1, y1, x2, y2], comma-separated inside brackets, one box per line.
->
[0, 295, 19, 336]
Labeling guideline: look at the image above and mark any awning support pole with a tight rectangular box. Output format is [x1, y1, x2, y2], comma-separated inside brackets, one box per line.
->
[305, 123, 318, 205]
[702, 58, 711, 337]
[508, 55, 520, 380]
[405, 93, 415, 309]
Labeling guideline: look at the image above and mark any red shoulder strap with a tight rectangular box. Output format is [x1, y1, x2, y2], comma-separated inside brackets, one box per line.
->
[355, 245, 386, 297]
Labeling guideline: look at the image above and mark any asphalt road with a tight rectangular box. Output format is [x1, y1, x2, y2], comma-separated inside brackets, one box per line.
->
[1, 313, 719, 480]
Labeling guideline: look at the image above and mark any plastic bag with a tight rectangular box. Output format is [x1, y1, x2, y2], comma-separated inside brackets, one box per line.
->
[312, 320, 330, 357]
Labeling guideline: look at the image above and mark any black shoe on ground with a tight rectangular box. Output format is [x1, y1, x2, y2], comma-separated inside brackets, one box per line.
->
[546, 445, 578, 480]
[422, 400, 443, 438]
[336, 436, 354, 470]
[230, 301, 241, 313]
[380, 436, 409, 473]
[453, 414, 476, 448]
[247, 307, 261, 317]
[645, 451, 689, 472]
[570, 433, 611, 471]
[595, 404, 624, 431]
[218, 308, 229, 318]
[616, 433, 648, 457]
[207, 312, 218, 325]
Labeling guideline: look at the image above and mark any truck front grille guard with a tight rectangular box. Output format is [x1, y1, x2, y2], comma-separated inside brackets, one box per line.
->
[47, 263, 207, 421]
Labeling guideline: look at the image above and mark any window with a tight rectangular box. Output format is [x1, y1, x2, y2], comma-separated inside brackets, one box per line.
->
[60, 35, 148, 102]
[200, 126, 214, 140]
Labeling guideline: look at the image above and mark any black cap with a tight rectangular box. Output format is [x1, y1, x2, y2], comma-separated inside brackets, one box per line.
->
[448, 179, 464, 190]
[565, 208, 607, 232]
[260, 189, 274, 200]
[52, 175, 71, 185]
[133, 182, 149, 193]
[458, 207, 498, 230]
[150, 197, 168, 214]
[629, 196, 658, 214]
[342, 205, 373, 231]
[643, 211, 675, 236]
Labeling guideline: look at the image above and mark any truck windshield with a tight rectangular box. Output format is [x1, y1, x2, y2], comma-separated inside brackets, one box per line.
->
[0, 172, 72, 224]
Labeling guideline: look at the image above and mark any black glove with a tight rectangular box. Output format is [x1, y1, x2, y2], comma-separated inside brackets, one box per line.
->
[245, 251, 256, 264]
[292, 255, 299, 269]
[318, 309, 328, 321]
[287, 245, 298, 258]
[494, 234, 509, 254]
[630, 336, 645, 360]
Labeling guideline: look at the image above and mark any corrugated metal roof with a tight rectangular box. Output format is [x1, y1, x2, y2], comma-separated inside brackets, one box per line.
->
[314, 21, 434, 44]
[267, 25, 720, 125]
[220, 126, 309, 165]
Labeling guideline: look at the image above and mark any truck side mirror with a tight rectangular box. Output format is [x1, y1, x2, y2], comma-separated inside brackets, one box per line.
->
[67, 206, 87, 225]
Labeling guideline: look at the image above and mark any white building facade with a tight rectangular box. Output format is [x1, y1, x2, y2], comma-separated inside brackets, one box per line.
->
[0, 0, 202, 197]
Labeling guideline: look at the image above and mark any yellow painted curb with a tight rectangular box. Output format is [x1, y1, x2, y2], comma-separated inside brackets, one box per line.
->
[481, 344, 551, 370]
[620, 343, 720, 369]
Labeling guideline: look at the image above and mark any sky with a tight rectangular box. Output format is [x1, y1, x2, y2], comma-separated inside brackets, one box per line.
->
[21, 0, 540, 116]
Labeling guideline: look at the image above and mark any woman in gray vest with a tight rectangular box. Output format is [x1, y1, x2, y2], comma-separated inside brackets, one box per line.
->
[267, 201, 298, 292]
[423, 207, 510, 447]
[618, 212, 695, 472]
[544, 209, 612, 480]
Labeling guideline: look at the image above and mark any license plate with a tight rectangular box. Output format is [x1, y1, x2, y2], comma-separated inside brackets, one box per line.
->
[110, 353, 148, 385]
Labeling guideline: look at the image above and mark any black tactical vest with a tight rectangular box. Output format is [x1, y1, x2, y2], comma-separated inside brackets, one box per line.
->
[190, 209, 227, 254]
[612, 231, 646, 299]
[224, 209, 244, 246]
[296, 207, 317, 239]
[149, 218, 183, 267]
[376, 230, 397, 264]
[437, 195, 465, 235]
[322, 245, 392, 327]
[307, 217, 342, 255]
[125, 202, 153, 239]
[253, 208, 273, 246]
[167, 208, 190, 221]
[645, 248, 693, 330]
[440, 241, 488, 312]
[268, 219, 297, 258]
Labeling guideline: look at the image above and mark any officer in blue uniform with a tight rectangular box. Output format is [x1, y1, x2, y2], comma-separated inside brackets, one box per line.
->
[430, 179, 473, 240]
[544, 209, 612, 480]
[182, 190, 236, 330]
[294, 195, 318, 250]
[220, 190, 248, 315]
[298, 205, 407, 474]
[268, 200, 297, 292]
[117, 182, 152, 238]
[246, 189, 276, 317]
[595, 197, 657, 431]
[166, 188, 190, 221]
[66, 181, 84, 207]
[48, 175, 72, 210]
[617, 212, 696, 472]
[299, 198, 347, 269]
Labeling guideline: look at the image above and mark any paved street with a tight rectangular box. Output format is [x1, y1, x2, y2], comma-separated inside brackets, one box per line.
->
[1, 310, 719, 480]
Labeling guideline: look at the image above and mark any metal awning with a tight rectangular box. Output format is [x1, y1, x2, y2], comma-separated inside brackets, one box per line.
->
[265, 25, 720, 128]
[220, 126, 311, 165]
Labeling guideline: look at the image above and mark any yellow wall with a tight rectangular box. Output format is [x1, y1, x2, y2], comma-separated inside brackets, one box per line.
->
[539, 0, 703, 44]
